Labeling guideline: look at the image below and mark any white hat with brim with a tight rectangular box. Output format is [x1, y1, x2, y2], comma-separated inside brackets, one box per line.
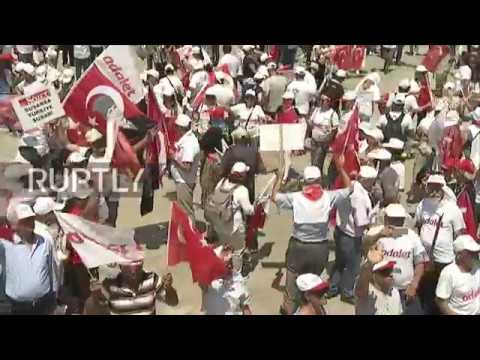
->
[427, 174, 446, 186]
[67, 151, 86, 164]
[205, 87, 216, 97]
[303, 166, 322, 181]
[383, 138, 405, 150]
[146, 69, 160, 79]
[399, 79, 410, 89]
[296, 273, 329, 293]
[454, 235, 480, 253]
[336, 69, 347, 78]
[359, 166, 378, 179]
[367, 148, 392, 161]
[23, 64, 36, 76]
[15, 204, 35, 221]
[416, 65, 428, 73]
[342, 90, 357, 101]
[33, 197, 65, 216]
[384, 203, 407, 218]
[282, 91, 295, 100]
[175, 114, 192, 127]
[373, 260, 396, 273]
[245, 89, 256, 97]
[231, 162, 250, 174]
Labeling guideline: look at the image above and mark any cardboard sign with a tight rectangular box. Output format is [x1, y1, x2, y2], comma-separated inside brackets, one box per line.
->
[11, 85, 65, 131]
[259, 123, 307, 152]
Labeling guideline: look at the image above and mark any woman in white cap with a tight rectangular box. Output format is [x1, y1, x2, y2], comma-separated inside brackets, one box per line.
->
[415, 174, 466, 314]
[286, 67, 316, 119]
[230, 89, 266, 142]
[435, 235, 480, 315]
[355, 72, 381, 124]
[275, 91, 299, 124]
[294, 274, 329, 315]
[272, 159, 353, 314]
[358, 123, 384, 164]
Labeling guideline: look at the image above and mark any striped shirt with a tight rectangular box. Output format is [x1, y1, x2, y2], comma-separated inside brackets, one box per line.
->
[101, 272, 161, 315]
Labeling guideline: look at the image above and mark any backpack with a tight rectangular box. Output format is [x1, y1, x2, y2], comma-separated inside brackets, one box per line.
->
[204, 179, 240, 229]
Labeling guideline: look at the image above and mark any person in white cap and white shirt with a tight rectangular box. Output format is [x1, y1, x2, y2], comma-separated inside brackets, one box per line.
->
[230, 89, 266, 141]
[378, 93, 414, 142]
[73, 45, 91, 80]
[358, 123, 384, 163]
[0, 203, 58, 314]
[168, 114, 200, 220]
[415, 174, 466, 314]
[436, 234, 480, 315]
[272, 159, 353, 314]
[286, 67, 316, 118]
[294, 274, 329, 315]
[355, 72, 381, 124]
[364, 203, 428, 315]
[355, 243, 403, 315]
[188, 62, 209, 100]
[339, 90, 357, 131]
[218, 45, 241, 80]
[383, 138, 406, 191]
[329, 166, 377, 304]
[154, 63, 185, 106]
[15, 45, 34, 64]
[207, 72, 235, 108]
[206, 162, 255, 251]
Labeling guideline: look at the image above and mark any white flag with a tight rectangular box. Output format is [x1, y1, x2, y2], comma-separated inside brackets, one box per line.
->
[55, 212, 140, 268]
[94, 45, 145, 104]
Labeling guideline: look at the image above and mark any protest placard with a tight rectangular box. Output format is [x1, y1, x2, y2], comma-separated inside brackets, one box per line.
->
[11, 85, 65, 131]
[259, 123, 307, 152]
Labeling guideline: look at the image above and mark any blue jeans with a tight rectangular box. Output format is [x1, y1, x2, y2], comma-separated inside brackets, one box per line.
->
[329, 227, 362, 298]
[398, 289, 424, 315]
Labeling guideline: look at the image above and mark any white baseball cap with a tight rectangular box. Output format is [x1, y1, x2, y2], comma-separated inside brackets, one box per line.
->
[260, 53, 269, 62]
[66, 151, 86, 164]
[205, 87, 216, 96]
[367, 148, 392, 161]
[359, 123, 384, 142]
[15, 203, 35, 221]
[373, 260, 396, 273]
[392, 93, 406, 105]
[296, 273, 329, 293]
[242, 45, 254, 52]
[409, 81, 421, 94]
[444, 82, 455, 90]
[359, 166, 378, 179]
[245, 89, 256, 97]
[23, 63, 36, 76]
[192, 46, 201, 55]
[383, 138, 405, 150]
[384, 203, 407, 218]
[231, 162, 250, 174]
[335, 69, 347, 78]
[282, 91, 295, 100]
[175, 114, 192, 127]
[294, 66, 306, 75]
[427, 174, 446, 186]
[85, 128, 103, 143]
[303, 166, 322, 181]
[454, 235, 480, 253]
[33, 197, 65, 216]
[165, 63, 175, 72]
[146, 69, 159, 79]
[342, 90, 357, 101]
[416, 65, 428, 73]
[398, 79, 410, 89]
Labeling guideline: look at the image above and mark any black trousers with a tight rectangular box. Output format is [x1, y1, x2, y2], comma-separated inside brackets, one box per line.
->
[59, 45, 74, 66]
[7, 292, 56, 315]
[395, 45, 404, 64]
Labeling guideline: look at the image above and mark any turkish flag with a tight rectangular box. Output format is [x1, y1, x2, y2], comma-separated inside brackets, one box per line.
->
[167, 202, 228, 285]
[457, 190, 477, 240]
[422, 45, 450, 73]
[350, 46, 366, 71]
[330, 106, 361, 188]
[418, 78, 433, 112]
[246, 203, 266, 249]
[63, 65, 143, 175]
[331, 45, 353, 71]
[269, 45, 280, 63]
[440, 125, 464, 167]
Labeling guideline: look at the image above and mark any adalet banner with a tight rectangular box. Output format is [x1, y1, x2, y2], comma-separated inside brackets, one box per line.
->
[11, 85, 65, 131]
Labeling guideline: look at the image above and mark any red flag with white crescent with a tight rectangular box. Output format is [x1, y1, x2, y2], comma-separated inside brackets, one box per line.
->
[331, 45, 353, 70]
[350, 46, 366, 71]
[422, 45, 450, 73]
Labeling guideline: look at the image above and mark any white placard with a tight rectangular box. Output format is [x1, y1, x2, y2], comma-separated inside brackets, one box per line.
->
[259, 123, 307, 152]
[11, 85, 65, 131]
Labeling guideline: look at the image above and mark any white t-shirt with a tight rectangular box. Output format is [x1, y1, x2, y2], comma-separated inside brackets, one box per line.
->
[189, 70, 209, 94]
[390, 161, 405, 191]
[356, 86, 381, 118]
[378, 111, 415, 132]
[459, 65, 472, 81]
[231, 104, 265, 138]
[286, 80, 316, 116]
[170, 130, 200, 185]
[208, 84, 235, 107]
[336, 181, 373, 238]
[310, 108, 339, 142]
[218, 53, 241, 78]
[415, 199, 466, 264]
[16, 45, 33, 54]
[154, 75, 185, 105]
[73, 45, 91, 59]
[355, 283, 403, 315]
[436, 262, 480, 315]
[378, 229, 428, 289]
[203, 272, 251, 315]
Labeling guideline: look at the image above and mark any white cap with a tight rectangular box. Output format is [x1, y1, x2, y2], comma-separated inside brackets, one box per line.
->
[384, 203, 407, 218]
[66, 182, 92, 200]
[267, 62, 277, 70]
[175, 114, 192, 127]
[15, 62, 26, 73]
[260, 53, 269, 62]
[23, 63, 35, 76]
[245, 89, 256, 97]
[359, 166, 378, 179]
[164, 63, 175, 72]
[303, 166, 321, 181]
[67, 151, 86, 164]
[294, 66, 306, 75]
[427, 174, 446, 186]
[46, 47, 57, 59]
[454, 235, 480, 253]
[85, 128, 103, 143]
[254, 72, 265, 80]
[296, 274, 329, 293]
[359, 123, 384, 142]
[409, 81, 420, 94]
[35, 65, 47, 76]
[282, 91, 295, 100]
[15, 203, 35, 221]
[399, 79, 410, 89]
[192, 46, 201, 55]
[146, 69, 159, 79]
[383, 138, 405, 150]
[444, 82, 455, 90]
[373, 260, 396, 273]
[342, 90, 356, 101]
[33, 197, 65, 216]
[192, 62, 204, 71]
[242, 45, 254, 51]
[205, 87, 216, 96]
[444, 110, 460, 127]
[231, 162, 250, 174]
[367, 148, 392, 161]
[336, 69, 347, 78]
[416, 65, 428, 72]
[163, 87, 175, 97]
[33, 51, 44, 65]
[392, 93, 406, 105]
[61, 68, 74, 83]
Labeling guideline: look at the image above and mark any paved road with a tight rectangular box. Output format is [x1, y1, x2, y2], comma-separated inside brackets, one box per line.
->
[0, 46, 430, 315]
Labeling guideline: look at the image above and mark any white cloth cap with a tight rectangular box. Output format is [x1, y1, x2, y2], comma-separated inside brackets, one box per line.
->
[409, 81, 420, 94]
[242, 45, 254, 51]
[383, 138, 405, 150]
[23, 63, 35, 76]
[359, 166, 378, 179]
[444, 81, 455, 90]
[427, 174, 446, 186]
[373, 260, 396, 273]
[260, 53, 269, 62]
[393, 93, 406, 104]
[416, 65, 428, 72]
[367, 148, 392, 161]
[67, 151, 86, 164]
[33, 197, 65, 216]
[267, 62, 277, 70]
[254, 72, 265, 80]
[146, 69, 159, 79]
[296, 273, 329, 293]
[342, 90, 356, 101]
[359, 123, 384, 141]
[454, 235, 480, 253]
[15, 203, 35, 221]
[165, 63, 174, 72]
[205, 87, 216, 96]
[15, 62, 26, 72]
[85, 128, 103, 143]
[384, 203, 407, 218]
[231, 162, 250, 174]
[175, 114, 192, 127]
[245, 89, 256, 97]
[399, 79, 410, 89]
[163, 87, 175, 97]
[294, 66, 306, 75]
[303, 166, 321, 181]
[192, 46, 201, 55]
[336, 69, 347, 78]
[282, 91, 295, 100]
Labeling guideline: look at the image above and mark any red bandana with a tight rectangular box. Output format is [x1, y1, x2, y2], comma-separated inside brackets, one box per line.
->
[302, 184, 324, 201]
